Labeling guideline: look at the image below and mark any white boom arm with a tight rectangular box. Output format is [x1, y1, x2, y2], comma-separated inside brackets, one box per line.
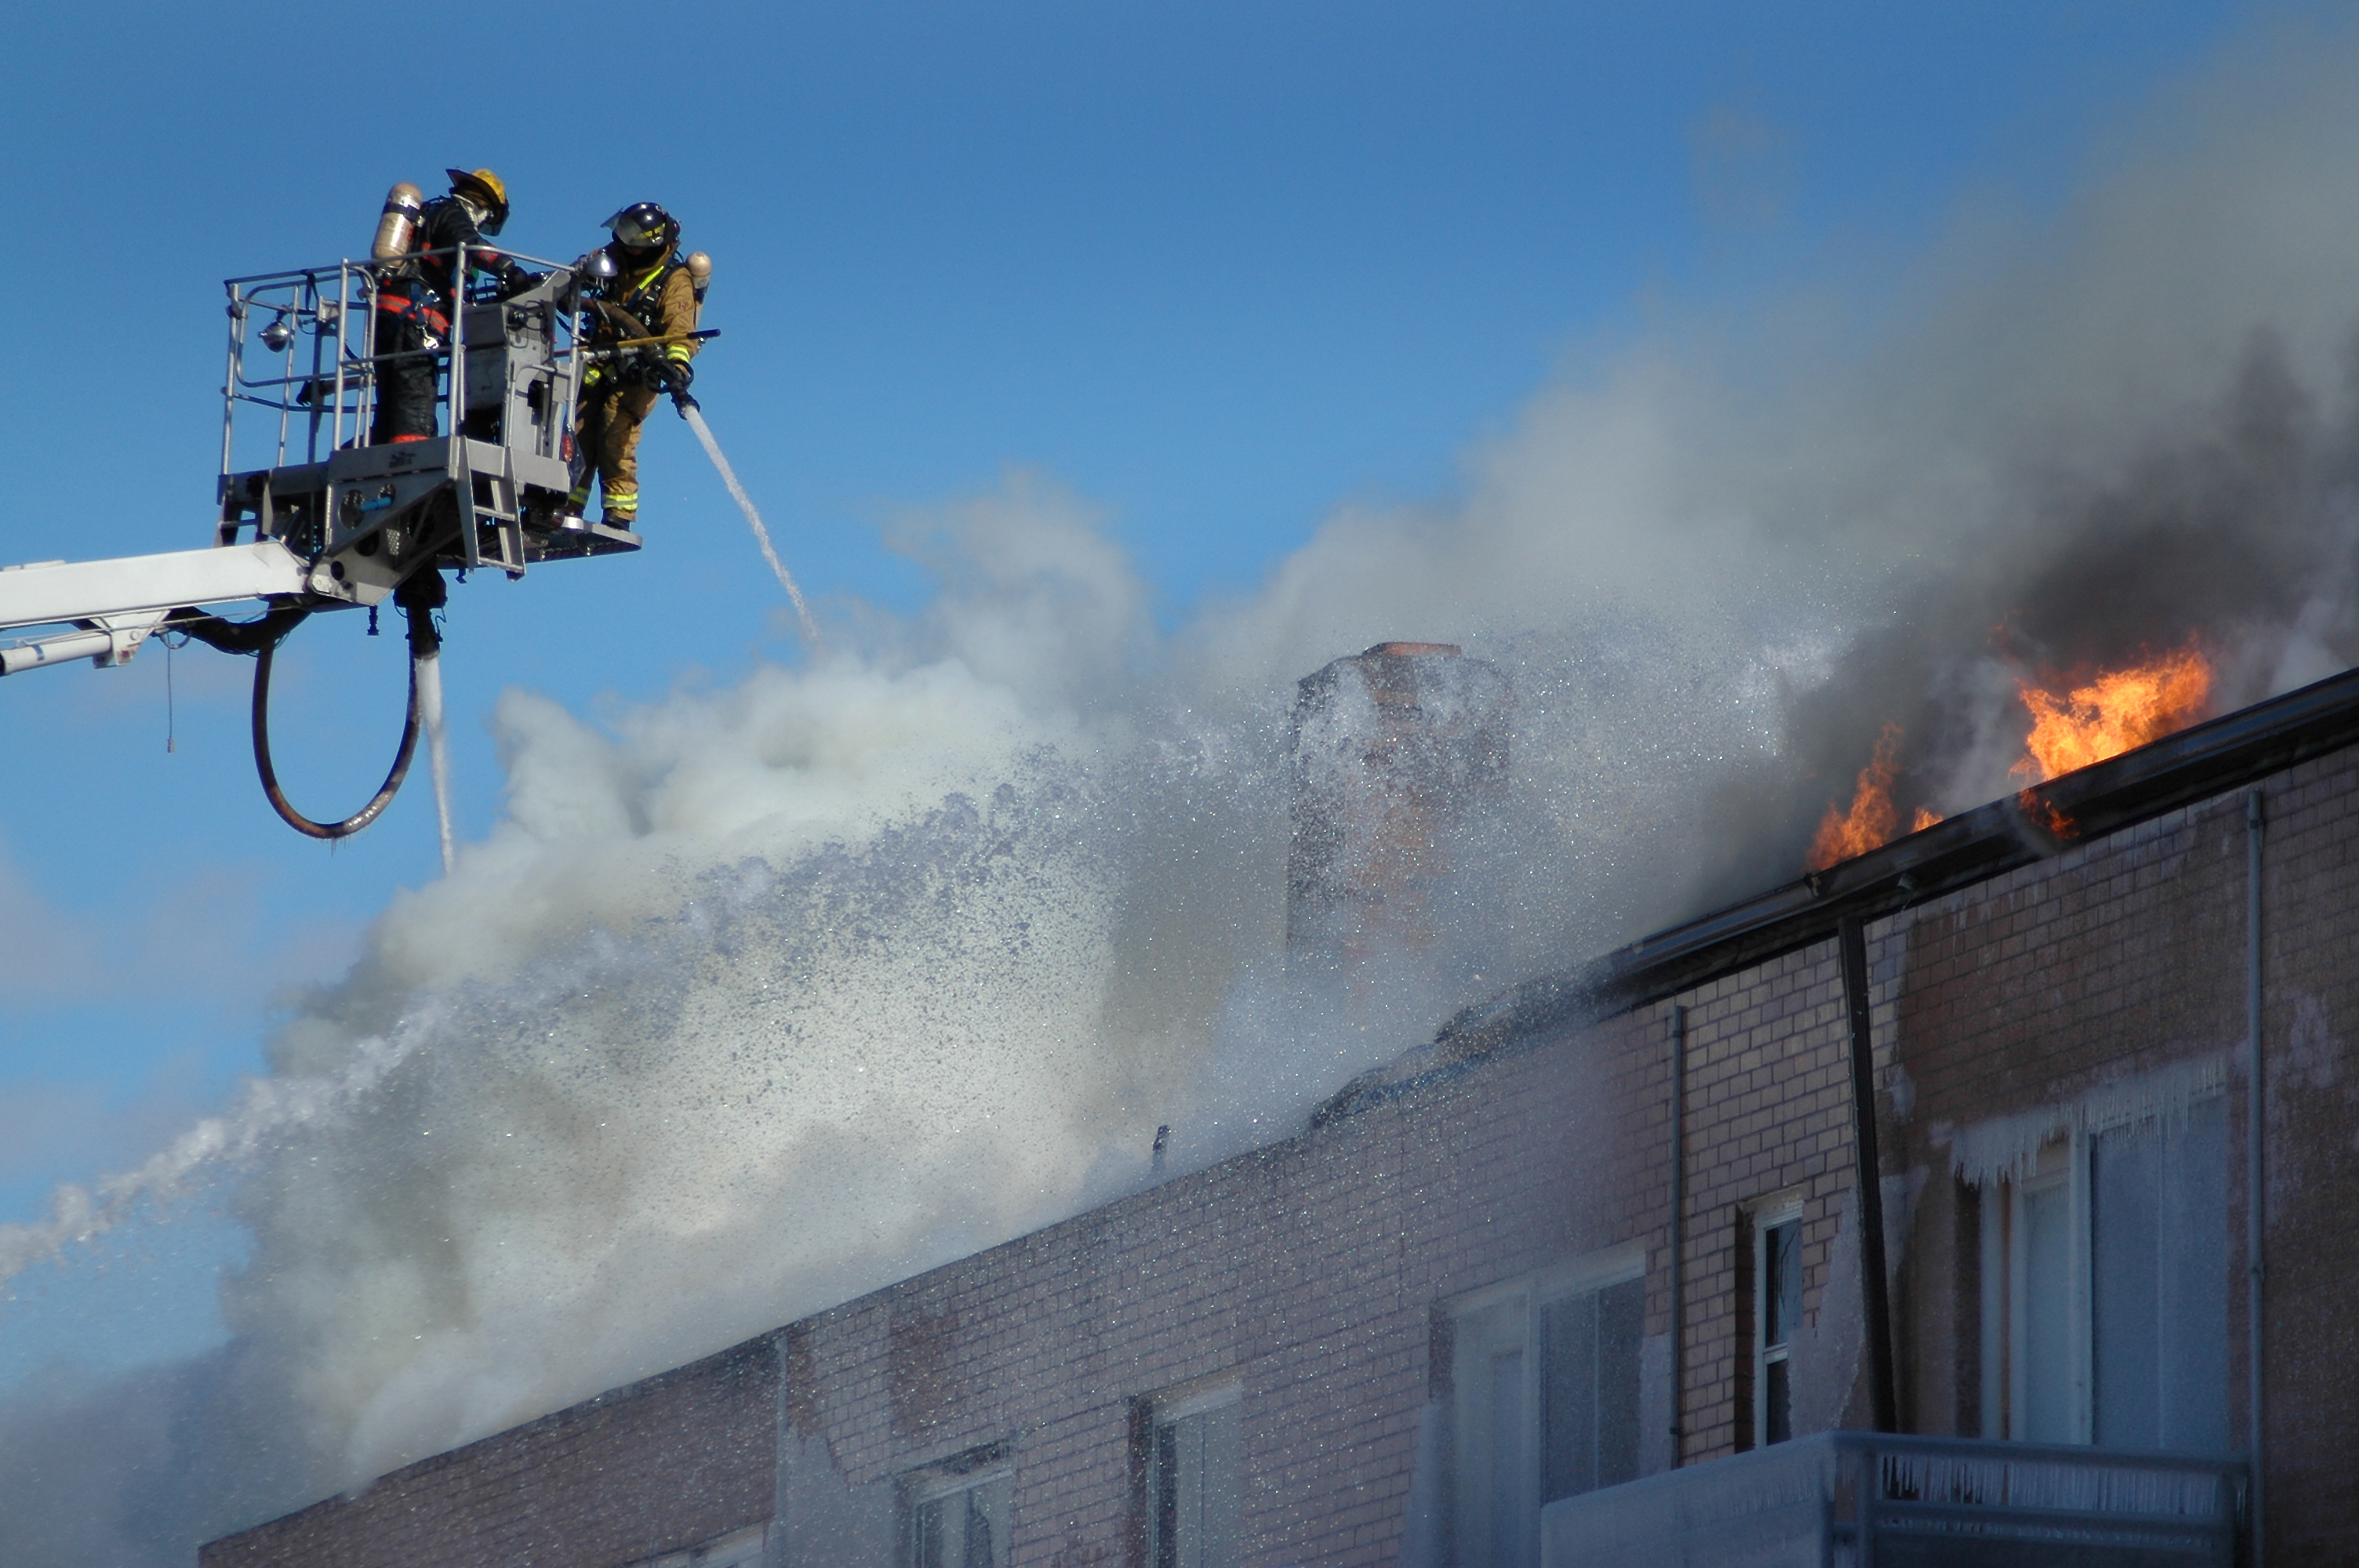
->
[0, 540, 307, 675]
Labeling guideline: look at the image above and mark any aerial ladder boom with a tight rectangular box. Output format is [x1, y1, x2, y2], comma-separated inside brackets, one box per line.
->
[0, 542, 307, 673]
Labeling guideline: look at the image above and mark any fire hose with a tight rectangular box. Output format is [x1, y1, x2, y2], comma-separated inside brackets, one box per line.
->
[187, 572, 450, 852]
[580, 323, 717, 412]
[252, 613, 422, 840]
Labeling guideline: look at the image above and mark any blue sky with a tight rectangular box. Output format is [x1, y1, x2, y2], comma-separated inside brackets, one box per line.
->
[0, 0, 2300, 1381]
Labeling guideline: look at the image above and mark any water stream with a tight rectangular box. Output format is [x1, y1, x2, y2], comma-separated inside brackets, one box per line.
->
[682, 404, 823, 648]
[414, 645, 455, 875]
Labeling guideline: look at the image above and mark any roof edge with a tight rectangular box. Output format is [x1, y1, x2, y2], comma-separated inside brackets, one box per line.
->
[1415, 661, 2359, 1069]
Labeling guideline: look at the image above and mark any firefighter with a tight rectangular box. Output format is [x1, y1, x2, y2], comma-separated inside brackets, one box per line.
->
[567, 201, 701, 531]
[371, 168, 540, 445]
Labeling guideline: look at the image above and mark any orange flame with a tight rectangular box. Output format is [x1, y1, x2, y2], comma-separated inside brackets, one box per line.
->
[2016, 787, 2077, 840]
[1807, 724, 1903, 871]
[1911, 806, 1944, 833]
[2012, 643, 2213, 784]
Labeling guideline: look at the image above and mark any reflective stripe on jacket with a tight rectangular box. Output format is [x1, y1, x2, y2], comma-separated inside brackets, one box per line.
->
[373, 290, 450, 336]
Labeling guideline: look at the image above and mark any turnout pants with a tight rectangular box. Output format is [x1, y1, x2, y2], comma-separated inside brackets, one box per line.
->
[371, 310, 438, 444]
[571, 380, 660, 524]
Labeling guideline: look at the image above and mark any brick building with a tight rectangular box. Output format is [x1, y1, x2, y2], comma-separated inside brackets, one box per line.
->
[203, 654, 2359, 1568]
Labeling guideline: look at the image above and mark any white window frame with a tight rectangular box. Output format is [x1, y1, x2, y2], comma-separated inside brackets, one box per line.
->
[901, 1445, 1014, 1568]
[1749, 1191, 1806, 1449]
[1968, 1067, 2231, 1449]
[1155, 1375, 1242, 1425]
[2008, 1138, 2092, 1443]
[1448, 1240, 1646, 1568]
[1146, 1374, 1242, 1568]
[1978, 1136, 2097, 1443]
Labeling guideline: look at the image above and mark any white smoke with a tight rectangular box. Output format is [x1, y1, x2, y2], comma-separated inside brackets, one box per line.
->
[13, 18, 2359, 1566]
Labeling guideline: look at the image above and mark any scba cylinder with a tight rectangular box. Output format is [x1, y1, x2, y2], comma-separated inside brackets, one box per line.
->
[372, 183, 425, 262]
[684, 251, 712, 301]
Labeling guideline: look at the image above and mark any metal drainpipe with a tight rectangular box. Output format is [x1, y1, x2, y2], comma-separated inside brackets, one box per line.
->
[1840, 916, 1899, 1433]
[1668, 1004, 1686, 1467]
[2246, 789, 2267, 1565]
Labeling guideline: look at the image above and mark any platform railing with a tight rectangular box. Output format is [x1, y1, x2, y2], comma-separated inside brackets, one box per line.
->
[220, 246, 583, 481]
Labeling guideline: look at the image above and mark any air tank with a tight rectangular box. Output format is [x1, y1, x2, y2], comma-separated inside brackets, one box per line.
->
[684, 251, 712, 302]
[371, 183, 424, 262]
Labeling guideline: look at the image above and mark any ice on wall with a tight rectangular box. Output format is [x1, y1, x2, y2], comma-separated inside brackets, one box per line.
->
[1940, 1053, 2229, 1188]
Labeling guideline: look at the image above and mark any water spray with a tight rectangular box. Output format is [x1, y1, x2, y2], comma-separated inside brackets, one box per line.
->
[411, 615, 456, 877]
[0, 1022, 428, 1289]
[674, 397, 823, 648]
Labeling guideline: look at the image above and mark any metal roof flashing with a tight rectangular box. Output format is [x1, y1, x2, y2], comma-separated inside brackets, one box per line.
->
[1310, 661, 2359, 1126]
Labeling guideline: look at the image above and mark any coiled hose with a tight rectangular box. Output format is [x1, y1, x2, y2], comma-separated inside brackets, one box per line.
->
[251, 601, 432, 840]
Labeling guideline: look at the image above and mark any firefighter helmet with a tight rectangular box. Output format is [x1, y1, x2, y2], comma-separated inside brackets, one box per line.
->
[604, 202, 679, 256]
[445, 168, 511, 234]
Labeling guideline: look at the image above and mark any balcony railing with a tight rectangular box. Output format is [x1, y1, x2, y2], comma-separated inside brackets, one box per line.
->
[1540, 1431, 2245, 1568]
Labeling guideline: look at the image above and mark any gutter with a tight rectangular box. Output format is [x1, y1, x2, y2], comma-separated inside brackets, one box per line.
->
[2246, 789, 2268, 1566]
[1667, 1005, 1687, 1465]
[1840, 917, 1899, 1433]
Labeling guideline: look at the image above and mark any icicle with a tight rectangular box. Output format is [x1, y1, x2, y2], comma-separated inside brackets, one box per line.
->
[1880, 1448, 2231, 1515]
[1939, 1052, 2226, 1187]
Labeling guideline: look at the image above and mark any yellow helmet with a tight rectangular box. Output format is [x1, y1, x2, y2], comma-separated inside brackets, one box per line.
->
[445, 167, 510, 234]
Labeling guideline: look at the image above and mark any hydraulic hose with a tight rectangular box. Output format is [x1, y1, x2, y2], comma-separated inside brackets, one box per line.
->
[250, 604, 427, 840]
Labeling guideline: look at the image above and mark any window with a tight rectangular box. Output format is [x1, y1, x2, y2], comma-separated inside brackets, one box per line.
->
[1147, 1381, 1241, 1568]
[2008, 1143, 2085, 1443]
[903, 1446, 1012, 1568]
[1753, 1202, 1804, 1447]
[1450, 1243, 1645, 1568]
[1978, 1096, 2227, 1451]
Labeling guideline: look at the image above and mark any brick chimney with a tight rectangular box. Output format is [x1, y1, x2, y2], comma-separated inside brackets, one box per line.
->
[1286, 642, 1511, 955]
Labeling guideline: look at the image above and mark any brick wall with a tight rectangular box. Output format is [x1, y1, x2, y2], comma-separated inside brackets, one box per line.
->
[198, 1340, 776, 1568]
[767, 1001, 1668, 1568]
[2244, 751, 2359, 1559]
[1663, 942, 1852, 1461]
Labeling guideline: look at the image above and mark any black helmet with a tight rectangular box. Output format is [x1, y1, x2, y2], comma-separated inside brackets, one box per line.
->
[604, 202, 678, 254]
